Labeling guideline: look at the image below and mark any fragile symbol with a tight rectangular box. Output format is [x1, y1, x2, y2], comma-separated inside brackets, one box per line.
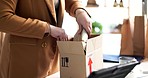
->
[61, 57, 69, 67]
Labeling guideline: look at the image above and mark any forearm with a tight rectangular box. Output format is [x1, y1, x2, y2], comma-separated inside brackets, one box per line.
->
[0, 0, 50, 39]
[0, 14, 48, 39]
[75, 8, 91, 19]
[74, 8, 92, 35]
[65, 0, 84, 17]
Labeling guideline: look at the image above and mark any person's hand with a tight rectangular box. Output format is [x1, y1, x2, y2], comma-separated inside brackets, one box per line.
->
[50, 25, 68, 41]
[75, 9, 92, 35]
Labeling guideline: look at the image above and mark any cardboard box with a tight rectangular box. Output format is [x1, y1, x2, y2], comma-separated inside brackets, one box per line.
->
[57, 35, 103, 78]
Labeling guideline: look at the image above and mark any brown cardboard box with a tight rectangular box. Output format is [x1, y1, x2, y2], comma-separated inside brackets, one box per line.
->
[57, 35, 103, 78]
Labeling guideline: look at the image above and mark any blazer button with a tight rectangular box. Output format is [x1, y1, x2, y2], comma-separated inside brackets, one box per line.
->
[42, 42, 47, 47]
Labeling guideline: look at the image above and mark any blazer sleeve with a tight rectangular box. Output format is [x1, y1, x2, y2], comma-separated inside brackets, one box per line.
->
[0, 0, 48, 39]
[65, 0, 85, 17]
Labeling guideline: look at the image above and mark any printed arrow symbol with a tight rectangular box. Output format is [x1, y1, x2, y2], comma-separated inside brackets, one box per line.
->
[88, 58, 93, 74]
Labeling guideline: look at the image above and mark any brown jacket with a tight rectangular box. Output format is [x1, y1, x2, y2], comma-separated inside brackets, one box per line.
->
[0, 0, 84, 78]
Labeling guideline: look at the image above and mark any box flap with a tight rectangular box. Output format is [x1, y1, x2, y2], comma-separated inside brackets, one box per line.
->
[57, 41, 85, 55]
[86, 35, 102, 53]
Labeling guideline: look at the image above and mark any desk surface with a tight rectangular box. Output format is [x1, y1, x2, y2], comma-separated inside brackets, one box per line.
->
[47, 61, 148, 78]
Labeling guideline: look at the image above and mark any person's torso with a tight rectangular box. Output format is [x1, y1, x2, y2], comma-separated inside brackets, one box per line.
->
[15, 0, 62, 25]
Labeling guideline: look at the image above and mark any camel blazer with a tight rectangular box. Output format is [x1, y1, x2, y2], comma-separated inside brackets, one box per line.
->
[0, 0, 84, 78]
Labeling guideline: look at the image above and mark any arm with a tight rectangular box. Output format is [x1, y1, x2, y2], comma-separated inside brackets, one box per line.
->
[65, 0, 84, 17]
[65, 0, 92, 35]
[0, 0, 49, 39]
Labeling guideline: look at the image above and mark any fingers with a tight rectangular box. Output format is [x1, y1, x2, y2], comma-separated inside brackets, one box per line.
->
[59, 34, 68, 41]
[85, 21, 92, 34]
[57, 35, 73, 41]
[77, 22, 92, 35]
[76, 11, 92, 35]
[56, 32, 68, 41]
[50, 26, 68, 41]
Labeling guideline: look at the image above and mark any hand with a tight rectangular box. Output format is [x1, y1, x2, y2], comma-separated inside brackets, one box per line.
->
[50, 25, 68, 41]
[75, 9, 92, 35]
